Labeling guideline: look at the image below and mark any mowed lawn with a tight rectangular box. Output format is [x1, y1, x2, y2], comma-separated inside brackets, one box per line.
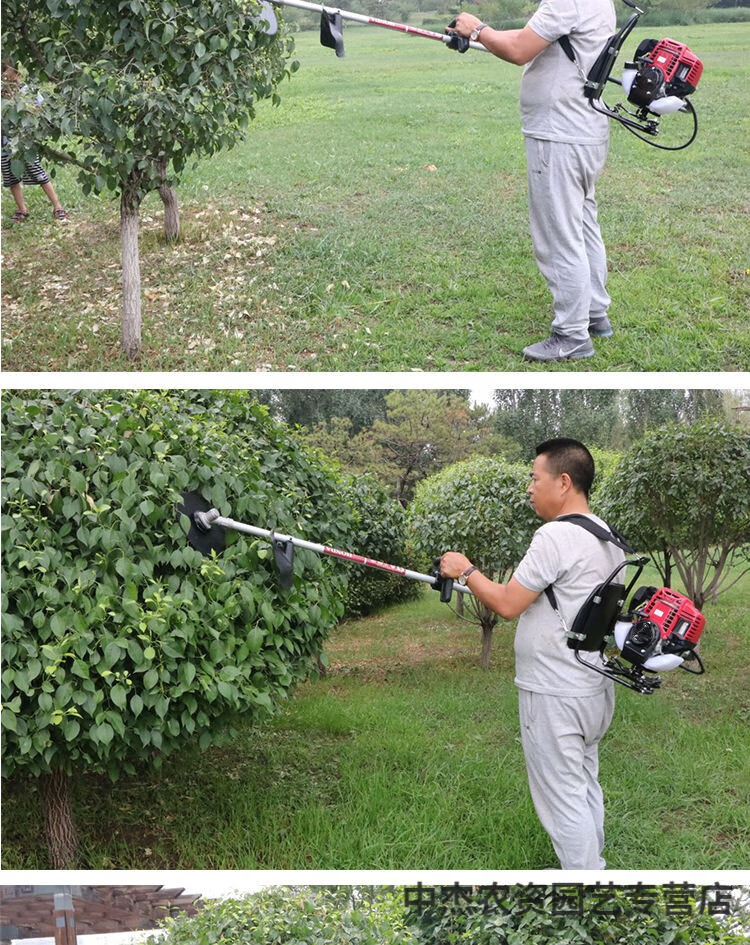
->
[1, 23, 749, 372]
[2, 572, 748, 870]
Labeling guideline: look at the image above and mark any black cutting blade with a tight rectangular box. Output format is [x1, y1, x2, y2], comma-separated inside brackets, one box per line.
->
[178, 490, 226, 555]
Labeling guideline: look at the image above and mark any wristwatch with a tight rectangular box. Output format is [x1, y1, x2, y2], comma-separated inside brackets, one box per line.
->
[470, 23, 488, 41]
[458, 565, 478, 586]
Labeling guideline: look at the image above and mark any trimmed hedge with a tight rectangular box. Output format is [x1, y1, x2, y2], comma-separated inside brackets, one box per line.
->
[1, 390, 355, 781]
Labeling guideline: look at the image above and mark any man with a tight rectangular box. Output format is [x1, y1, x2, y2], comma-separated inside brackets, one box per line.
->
[448, 0, 616, 361]
[441, 438, 625, 868]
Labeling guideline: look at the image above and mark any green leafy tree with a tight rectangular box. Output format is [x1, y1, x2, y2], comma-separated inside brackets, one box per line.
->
[595, 419, 750, 607]
[475, 0, 532, 28]
[153, 886, 419, 945]
[1, 0, 296, 358]
[1, 390, 355, 868]
[408, 457, 538, 668]
[491, 390, 727, 456]
[408, 885, 750, 944]
[339, 473, 422, 617]
[619, 390, 726, 445]
[304, 390, 509, 505]
[492, 390, 621, 458]
[258, 389, 389, 434]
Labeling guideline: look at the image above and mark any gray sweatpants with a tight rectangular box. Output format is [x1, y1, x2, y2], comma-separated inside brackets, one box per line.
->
[525, 137, 611, 341]
[518, 687, 615, 869]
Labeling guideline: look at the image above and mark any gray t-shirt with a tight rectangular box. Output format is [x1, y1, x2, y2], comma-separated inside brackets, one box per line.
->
[513, 515, 625, 696]
[521, 0, 616, 144]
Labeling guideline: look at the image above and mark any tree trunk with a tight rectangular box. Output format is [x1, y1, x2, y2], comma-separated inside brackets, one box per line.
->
[120, 184, 142, 359]
[480, 623, 493, 670]
[156, 157, 180, 243]
[40, 768, 79, 868]
[664, 553, 672, 589]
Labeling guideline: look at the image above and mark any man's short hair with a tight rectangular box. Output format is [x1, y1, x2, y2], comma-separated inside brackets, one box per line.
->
[535, 438, 595, 497]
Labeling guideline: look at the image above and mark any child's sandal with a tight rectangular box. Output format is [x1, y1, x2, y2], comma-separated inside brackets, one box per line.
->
[10, 210, 30, 222]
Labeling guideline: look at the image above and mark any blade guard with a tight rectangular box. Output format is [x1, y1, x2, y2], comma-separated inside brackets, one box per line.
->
[272, 535, 295, 589]
[321, 10, 345, 56]
[179, 491, 296, 590]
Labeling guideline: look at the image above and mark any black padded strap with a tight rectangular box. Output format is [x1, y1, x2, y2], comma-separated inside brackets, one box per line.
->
[544, 515, 634, 611]
[558, 34, 576, 62]
[554, 514, 634, 553]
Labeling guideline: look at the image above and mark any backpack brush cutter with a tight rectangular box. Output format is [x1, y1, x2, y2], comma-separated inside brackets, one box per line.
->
[178, 492, 705, 694]
[258, 0, 702, 150]
[549, 553, 706, 695]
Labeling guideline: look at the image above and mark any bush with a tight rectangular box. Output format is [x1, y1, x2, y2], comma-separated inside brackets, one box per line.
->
[1, 389, 358, 778]
[151, 884, 750, 945]
[694, 7, 750, 22]
[154, 887, 419, 945]
[408, 456, 537, 580]
[1, 390, 356, 864]
[630, 6, 750, 25]
[408, 456, 538, 668]
[408, 886, 750, 944]
[340, 474, 422, 617]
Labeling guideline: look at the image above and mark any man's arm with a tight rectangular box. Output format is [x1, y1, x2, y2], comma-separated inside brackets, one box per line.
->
[449, 14, 551, 66]
[440, 552, 541, 619]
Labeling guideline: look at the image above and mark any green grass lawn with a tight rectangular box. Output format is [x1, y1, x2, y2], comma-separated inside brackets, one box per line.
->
[3, 570, 748, 869]
[1, 23, 748, 371]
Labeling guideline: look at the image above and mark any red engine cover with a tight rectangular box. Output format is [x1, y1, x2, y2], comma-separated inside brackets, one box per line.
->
[641, 587, 705, 645]
[649, 38, 703, 93]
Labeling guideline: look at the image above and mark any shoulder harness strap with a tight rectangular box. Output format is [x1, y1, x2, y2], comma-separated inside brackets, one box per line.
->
[558, 34, 576, 62]
[543, 515, 634, 613]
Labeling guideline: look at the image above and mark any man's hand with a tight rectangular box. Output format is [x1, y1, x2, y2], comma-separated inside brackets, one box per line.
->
[441, 551, 473, 579]
[441, 552, 541, 619]
[447, 12, 483, 38]
[447, 16, 551, 66]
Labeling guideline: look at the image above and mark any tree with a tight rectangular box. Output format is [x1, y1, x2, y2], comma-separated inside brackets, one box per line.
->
[408, 457, 538, 668]
[619, 390, 726, 445]
[595, 419, 750, 607]
[258, 389, 389, 434]
[1, 390, 356, 867]
[492, 390, 621, 458]
[2, 0, 296, 358]
[491, 390, 729, 456]
[408, 885, 750, 944]
[154, 887, 419, 945]
[304, 390, 507, 505]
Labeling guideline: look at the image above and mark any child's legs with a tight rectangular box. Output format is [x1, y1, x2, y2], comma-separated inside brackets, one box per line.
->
[40, 179, 62, 210]
[9, 181, 27, 212]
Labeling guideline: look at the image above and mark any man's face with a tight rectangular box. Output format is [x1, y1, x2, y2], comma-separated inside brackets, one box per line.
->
[528, 453, 563, 521]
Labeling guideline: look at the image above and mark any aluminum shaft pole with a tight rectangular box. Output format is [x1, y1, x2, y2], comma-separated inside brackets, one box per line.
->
[197, 508, 474, 595]
[273, 0, 490, 52]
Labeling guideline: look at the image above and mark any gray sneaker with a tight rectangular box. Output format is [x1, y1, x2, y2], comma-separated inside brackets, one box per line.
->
[523, 332, 595, 362]
[589, 317, 613, 338]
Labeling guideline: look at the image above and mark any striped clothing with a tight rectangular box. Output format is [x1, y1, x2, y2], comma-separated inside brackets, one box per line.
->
[2, 137, 50, 188]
